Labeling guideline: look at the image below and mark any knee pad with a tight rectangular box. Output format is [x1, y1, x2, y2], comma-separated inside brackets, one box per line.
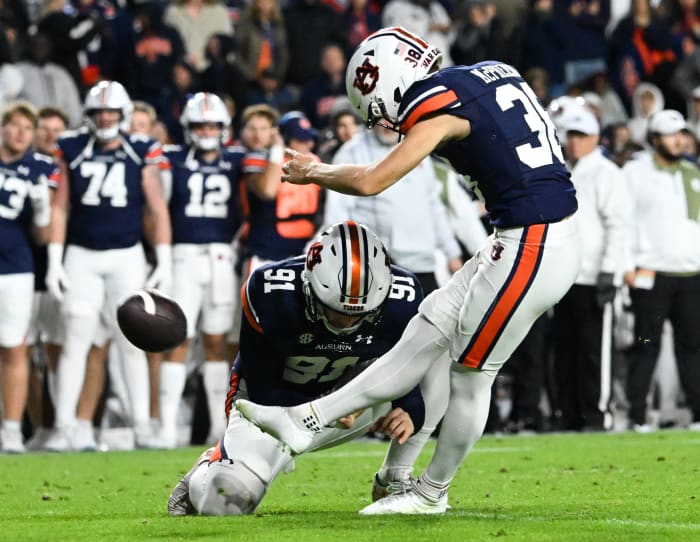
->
[190, 460, 267, 516]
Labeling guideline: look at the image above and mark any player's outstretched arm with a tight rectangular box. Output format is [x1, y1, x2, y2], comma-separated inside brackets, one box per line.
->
[282, 115, 470, 196]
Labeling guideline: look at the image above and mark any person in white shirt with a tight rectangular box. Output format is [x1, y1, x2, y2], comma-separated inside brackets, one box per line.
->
[324, 124, 464, 295]
[622, 109, 700, 433]
[551, 105, 632, 432]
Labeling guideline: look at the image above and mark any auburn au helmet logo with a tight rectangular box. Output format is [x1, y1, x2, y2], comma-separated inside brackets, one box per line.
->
[306, 242, 323, 271]
[353, 59, 380, 96]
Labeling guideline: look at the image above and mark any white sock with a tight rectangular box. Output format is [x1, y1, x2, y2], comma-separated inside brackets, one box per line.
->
[414, 472, 449, 502]
[2, 419, 20, 432]
[54, 316, 95, 429]
[425, 367, 495, 485]
[47, 368, 57, 405]
[116, 336, 151, 428]
[378, 353, 453, 482]
[202, 361, 230, 437]
[307, 316, 448, 427]
[159, 361, 186, 437]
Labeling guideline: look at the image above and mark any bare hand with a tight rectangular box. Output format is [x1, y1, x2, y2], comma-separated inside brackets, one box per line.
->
[448, 257, 463, 274]
[369, 408, 414, 444]
[281, 148, 314, 185]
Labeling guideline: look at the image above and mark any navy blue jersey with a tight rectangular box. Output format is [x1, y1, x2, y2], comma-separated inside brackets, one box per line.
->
[227, 256, 424, 428]
[0, 151, 60, 275]
[239, 150, 323, 261]
[397, 63, 577, 228]
[163, 145, 245, 244]
[57, 129, 165, 250]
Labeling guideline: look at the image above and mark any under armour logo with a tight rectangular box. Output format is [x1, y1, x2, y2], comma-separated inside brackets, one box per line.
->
[355, 334, 373, 344]
[306, 242, 323, 271]
[353, 59, 380, 96]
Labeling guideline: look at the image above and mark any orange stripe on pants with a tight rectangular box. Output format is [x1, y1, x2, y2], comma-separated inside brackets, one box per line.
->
[460, 224, 547, 369]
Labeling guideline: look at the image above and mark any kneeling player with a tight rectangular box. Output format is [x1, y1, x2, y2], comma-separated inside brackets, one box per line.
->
[168, 222, 438, 515]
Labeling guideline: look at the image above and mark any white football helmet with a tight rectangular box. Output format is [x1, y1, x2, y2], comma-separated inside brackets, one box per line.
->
[180, 92, 231, 151]
[84, 81, 133, 141]
[303, 221, 392, 335]
[346, 27, 442, 129]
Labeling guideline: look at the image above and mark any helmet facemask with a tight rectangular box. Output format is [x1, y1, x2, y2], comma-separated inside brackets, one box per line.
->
[188, 123, 227, 152]
[302, 222, 392, 336]
[83, 81, 133, 142]
[180, 93, 231, 151]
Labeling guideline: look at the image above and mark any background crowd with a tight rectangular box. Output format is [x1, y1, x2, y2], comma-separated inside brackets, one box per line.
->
[1, 0, 700, 453]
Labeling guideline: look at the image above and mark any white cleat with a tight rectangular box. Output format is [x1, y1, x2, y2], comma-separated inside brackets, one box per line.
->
[360, 480, 448, 515]
[631, 423, 656, 434]
[71, 423, 97, 452]
[0, 427, 26, 454]
[43, 428, 73, 452]
[235, 400, 316, 454]
[25, 427, 52, 452]
[371, 473, 412, 502]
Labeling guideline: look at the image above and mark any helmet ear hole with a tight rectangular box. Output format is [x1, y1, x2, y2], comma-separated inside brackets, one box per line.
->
[393, 88, 402, 103]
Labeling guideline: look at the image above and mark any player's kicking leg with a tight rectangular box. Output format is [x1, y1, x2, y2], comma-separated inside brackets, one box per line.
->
[236, 315, 449, 453]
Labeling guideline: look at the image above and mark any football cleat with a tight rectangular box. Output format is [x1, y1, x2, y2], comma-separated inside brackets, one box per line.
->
[371, 473, 412, 502]
[71, 422, 97, 452]
[25, 427, 52, 452]
[360, 482, 448, 515]
[631, 423, 655, 434]
[167, 448, 214, 516]
[235, 400, 316, 454]
[0, 426, 26, 454]
[43, 428, 73, 452]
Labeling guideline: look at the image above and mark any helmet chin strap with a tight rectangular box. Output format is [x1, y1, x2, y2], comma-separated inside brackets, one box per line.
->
[368, 99, 401, 133]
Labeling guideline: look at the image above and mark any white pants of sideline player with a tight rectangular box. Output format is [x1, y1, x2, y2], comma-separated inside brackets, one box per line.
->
[53, 244, 150, 435]
[0, 273, 34, 347]
[171, 243, 237, 338]
[27, 291, 65, 346]
[189, 403, 392, 515]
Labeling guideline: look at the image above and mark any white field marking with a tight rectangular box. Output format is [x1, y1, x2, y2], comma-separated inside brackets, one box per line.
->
[315, 446, 531, 459]
[452, 511, 700, 531]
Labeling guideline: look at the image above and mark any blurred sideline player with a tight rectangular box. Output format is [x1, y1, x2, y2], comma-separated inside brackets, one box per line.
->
[131, 100, 166, 432]
[225, 104, 279, 362]
[24, 107, 70, 449]
[236, 27, 581, 514]
[0, 101, 56, 453]
[153, 92, 246, 448]
[44, 81, 172, 451]
[168, 222, 447, 515]
[238, 110, 323, 278]
[229, 110, 325, 357]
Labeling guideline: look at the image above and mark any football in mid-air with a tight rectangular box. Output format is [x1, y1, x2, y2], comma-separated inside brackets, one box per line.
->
[117, 290, 187, 352]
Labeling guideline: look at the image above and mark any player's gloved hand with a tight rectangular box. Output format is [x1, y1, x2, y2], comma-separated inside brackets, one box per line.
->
[370, 408, 414, 444]
[28, 177, 51, 227]
[46, 243, 70, 301]
[596, 271, 616, 307]
[146, 244, 173, 293]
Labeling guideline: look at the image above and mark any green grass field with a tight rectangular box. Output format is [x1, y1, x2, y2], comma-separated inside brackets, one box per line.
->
[1, 431, 699, 542]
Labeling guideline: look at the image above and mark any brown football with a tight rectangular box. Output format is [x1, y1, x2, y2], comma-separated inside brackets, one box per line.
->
[117, 290, 187, 352]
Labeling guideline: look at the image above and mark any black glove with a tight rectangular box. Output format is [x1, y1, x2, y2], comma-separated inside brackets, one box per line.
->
[596, 272, 616, 307]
